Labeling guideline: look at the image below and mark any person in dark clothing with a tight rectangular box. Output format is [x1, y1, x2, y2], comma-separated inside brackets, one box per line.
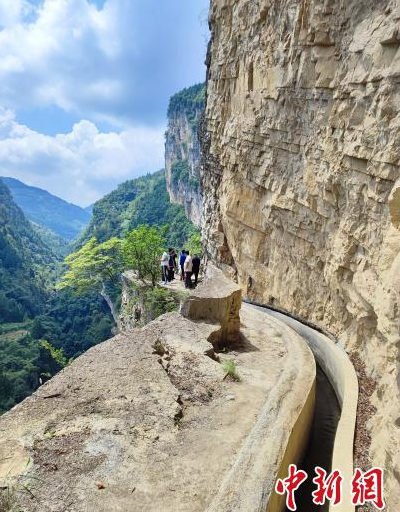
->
[171, 248, 177, 273]
[179, 249, 186, 281]
[192, 254, 201, 286]
[167, 248, 175, 281]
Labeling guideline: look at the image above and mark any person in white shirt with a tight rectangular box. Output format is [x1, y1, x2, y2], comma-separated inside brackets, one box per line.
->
[184, 251, 193, 289]
[160, 250, 169, 284]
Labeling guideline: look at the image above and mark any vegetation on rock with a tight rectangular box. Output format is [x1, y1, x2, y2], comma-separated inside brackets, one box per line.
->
[222, 359, 241, 382]
[167, 83, 206, 127]
[143, 287, 181, 321]
[122, 225, 165, 287]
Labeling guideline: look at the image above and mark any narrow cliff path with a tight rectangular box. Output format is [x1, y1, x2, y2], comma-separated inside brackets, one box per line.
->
[166, 278, 355, 511]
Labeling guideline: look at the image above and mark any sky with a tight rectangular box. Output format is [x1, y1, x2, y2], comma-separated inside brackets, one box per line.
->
[0, 0, 209, 206]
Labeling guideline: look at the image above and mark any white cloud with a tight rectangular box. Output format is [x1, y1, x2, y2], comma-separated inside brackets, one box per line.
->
[0, 0, 208, 125]
[0, 0, 119, 115]
[0, 0, 208, 205]
[0, 108, 165, 206]
[0, 0, 32, 29]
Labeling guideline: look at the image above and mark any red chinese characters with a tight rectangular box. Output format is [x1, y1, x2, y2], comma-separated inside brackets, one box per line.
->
[275, 464, 308, 511]
[312, 467, 343, 505]
[351, 468, 385, 510]
[276, 466, 385, 511]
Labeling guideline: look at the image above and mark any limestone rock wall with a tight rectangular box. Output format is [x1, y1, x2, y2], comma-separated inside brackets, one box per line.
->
[165, 84, 205, 226]
[202, 1, 400, 508]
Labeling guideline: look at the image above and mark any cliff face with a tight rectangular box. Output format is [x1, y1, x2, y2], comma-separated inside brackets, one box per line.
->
[165, 84, 205, 226]
[202, 0, 400, 508]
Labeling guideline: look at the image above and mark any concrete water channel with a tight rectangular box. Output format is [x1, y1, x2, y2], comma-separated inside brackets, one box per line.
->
[245, 301, 358, 512]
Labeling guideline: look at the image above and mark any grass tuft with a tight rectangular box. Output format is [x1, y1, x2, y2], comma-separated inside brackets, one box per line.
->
[222, 359, 241, 382]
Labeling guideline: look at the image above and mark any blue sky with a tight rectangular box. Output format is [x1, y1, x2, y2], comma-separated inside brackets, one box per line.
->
[0, 0, 209, 206]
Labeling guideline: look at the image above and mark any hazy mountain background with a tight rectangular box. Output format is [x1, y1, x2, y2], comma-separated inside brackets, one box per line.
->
[1, 177, 92, 241]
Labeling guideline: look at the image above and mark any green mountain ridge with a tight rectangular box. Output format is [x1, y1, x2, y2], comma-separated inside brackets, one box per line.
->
[1, 177, 91, 241]
[79, 169, 197, 248]
[0, 180, 113, 414]
[0, 180, 60, 323]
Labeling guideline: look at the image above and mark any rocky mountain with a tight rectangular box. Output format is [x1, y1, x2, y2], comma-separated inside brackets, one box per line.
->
[79, 169, 197, 248]
[0, 180, 59, 323]
[2, 177, 91, 241]
[201, 1, 400, 509]
[165, 83, 205, 226]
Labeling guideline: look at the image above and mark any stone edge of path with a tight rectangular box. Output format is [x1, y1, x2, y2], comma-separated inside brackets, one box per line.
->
[258, 306, 359, 512]
[205, 306, 316, 512]
[181, 264, 242, 344]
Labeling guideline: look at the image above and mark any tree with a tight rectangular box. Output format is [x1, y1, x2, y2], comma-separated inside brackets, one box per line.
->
[122, 225, 165, 287]
[40, 340, 73, 369]
[57, 237, 123, 329]
[30, 317, 46, 339]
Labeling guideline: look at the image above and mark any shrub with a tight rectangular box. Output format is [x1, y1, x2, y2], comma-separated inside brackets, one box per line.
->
[222, 359, 241, 381]
[171, 159, 190, 187]
[144, 287, 180, 321]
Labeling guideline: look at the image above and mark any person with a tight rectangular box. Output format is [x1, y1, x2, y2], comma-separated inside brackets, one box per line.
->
[171, 248, 177, 270]
[192, 254, 201, 286]
[179, 249, 186, 281]
[167, 248, 175, 282]
[160, 249, 169, 284]
[184, 250, 193, 289]
[169, 248, 177, 281]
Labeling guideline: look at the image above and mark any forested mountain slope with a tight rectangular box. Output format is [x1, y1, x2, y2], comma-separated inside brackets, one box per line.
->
[2, 177, 91, 240]
[0, 180, 113, 413]
[0, 180, 59, 323]
[80, 169, 197, 247]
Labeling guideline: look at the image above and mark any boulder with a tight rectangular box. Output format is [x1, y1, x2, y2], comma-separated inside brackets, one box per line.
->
[181, 264, 242, 347]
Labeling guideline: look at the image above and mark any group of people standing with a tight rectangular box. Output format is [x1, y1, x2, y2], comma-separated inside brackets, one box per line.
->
[161, 248, 201, 289]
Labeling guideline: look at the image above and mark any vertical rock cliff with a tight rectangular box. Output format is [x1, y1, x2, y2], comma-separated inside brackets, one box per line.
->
[202, 0, 400, 508]
[165, 84, 205, 226]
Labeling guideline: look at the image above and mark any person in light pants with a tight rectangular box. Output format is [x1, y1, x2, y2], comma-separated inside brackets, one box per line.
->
[160, 250, 169, 284]
[184, 251, 193, 289]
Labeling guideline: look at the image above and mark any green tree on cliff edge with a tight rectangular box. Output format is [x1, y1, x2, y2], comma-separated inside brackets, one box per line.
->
[57, 237, 123, 330]
[122, 225, 165, 287]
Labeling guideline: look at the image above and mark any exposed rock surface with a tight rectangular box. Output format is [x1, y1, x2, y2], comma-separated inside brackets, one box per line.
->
[119, 270, 187, 329]
[0, 294, 314, 512]
[165, 84, 205, 226]
[181, 264, 242, 347]
[202, 1, 400, 508]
